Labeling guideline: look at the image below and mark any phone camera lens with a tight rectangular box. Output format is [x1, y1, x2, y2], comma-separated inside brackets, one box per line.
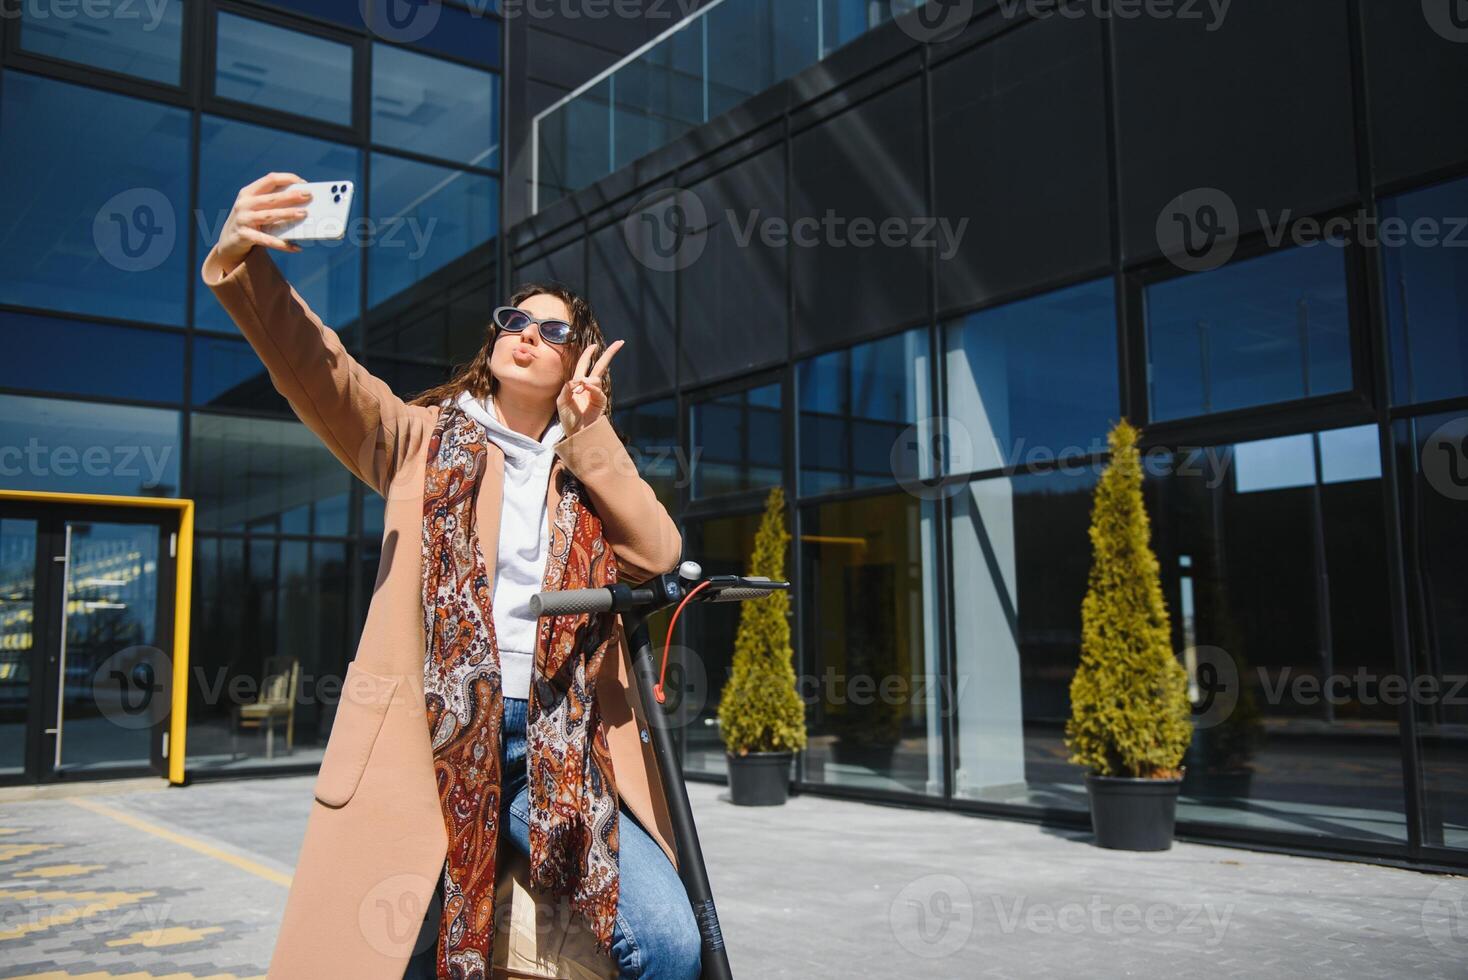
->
[330, 184, 339, 194]
[334, 194, 342, 203]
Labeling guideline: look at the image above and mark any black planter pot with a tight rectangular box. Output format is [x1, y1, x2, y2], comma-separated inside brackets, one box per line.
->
[726, 751, 793, 806]
[1085, 773, 1183, 851]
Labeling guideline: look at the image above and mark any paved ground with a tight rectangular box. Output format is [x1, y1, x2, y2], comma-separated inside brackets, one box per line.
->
[0, 776, 1463, 979]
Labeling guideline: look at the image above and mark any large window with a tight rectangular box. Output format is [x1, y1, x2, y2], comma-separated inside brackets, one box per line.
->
[189, 414, 351, 535]
[0, 394, 181, 497]
[19, 0, 185, 84]
[373, 43, 500, 168]
[798, 328, 931, 494]
[944, 278, 1119, 474]
[1382, 175, 1468, 406]
[690, 382, 782, 499]
[1145, 245, 1353, 422]
[1396, 411, 1468, 851]
[215, 12, 353, 125]
[367, 153, 497, 308]
[1150, 425, 1404, 844]
[0, 73, 191, 325]
[0, 313, 184, 403]
[950, 467, 1098, 810]
[800, 491, 942, 796]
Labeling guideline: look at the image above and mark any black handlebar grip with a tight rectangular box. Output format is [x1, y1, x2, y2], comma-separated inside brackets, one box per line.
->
[707, 587, 782, 603]
[529, 588, 615, 617]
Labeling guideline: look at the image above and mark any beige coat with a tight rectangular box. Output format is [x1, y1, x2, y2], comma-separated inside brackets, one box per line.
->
[201, 245, 684, 979]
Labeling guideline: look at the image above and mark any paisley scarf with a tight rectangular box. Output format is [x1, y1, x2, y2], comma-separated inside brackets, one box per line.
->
[421, 403, 621, 980]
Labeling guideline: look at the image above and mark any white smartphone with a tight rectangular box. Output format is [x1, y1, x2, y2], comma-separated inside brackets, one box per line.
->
[276, 180, 355, 242]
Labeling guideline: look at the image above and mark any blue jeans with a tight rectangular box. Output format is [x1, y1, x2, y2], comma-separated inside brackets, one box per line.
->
[402, 696, 701, 980]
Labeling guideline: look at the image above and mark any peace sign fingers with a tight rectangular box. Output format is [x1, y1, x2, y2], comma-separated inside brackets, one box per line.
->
[587, 338, 624, 380]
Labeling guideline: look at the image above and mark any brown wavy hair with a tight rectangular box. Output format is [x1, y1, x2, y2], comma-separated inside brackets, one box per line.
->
[409, 281, 613, 414]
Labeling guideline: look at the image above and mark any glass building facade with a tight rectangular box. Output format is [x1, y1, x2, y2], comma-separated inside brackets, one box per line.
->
[0, 0, 1464, 872]
[0, 0, 502, 776]
[522, 2, 1468, 869]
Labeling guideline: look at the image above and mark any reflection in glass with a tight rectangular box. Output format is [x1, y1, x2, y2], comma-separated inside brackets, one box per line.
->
[372, 44, 500, 168]
[1396, 411, 1468, 850]
[798, 327, 931, 495]
[615, 399, 681, 516]
[368, 153, 497, 308]
[1382, 175, 1468, 406]
[57, 521, 161, 772]
[0, 520, 38, 775]
[189, 414, 350, 535]
[192, 336, 289, 413]
[681, 512, 764, 776]
[1149, 425, 1404, 843]
[617, 22, 704, 169]
[691, 384, 782, 499]
[20, 0, 184, 84]
[196, 115, 362, 336]
[187, 536, 349, 770]
[535, 0, 900, 208]
[0, 314, 184, 403]
[800, 492, 941, 795]
[0, 394, 181, 497]
[1145, 245, 1352, 421]
[215, 12, 353, 125]
[0, 73, 190, 325]
[950, 468, 1097, 810]
[944, 278, 1118, 474]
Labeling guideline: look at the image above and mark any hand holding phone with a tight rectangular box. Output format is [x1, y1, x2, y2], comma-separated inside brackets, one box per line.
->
[275, 180, 355, 242]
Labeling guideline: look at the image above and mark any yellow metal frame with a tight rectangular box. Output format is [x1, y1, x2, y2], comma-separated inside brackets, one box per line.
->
[0, 489, 195, 784]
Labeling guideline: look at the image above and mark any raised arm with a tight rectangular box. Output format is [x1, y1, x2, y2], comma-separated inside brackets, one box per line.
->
[200, 172, 416, 497]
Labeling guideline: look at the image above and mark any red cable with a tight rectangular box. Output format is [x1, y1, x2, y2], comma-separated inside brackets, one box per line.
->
[655, 580, 712, 704]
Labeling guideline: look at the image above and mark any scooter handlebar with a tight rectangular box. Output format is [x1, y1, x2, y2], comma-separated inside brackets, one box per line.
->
[528, 588, 615, 617]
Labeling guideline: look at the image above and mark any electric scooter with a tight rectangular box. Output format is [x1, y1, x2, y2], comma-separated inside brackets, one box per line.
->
[532, 560, 790, 980]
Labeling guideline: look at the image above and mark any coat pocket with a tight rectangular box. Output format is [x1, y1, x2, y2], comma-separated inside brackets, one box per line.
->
[313, 661, 402, 808]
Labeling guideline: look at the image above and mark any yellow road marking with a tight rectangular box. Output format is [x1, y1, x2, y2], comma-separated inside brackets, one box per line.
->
[108, 924, 225, 948]
[0, 843, 58, 862]
[66, 798, 291, 888]
[15, 863, 105, 879]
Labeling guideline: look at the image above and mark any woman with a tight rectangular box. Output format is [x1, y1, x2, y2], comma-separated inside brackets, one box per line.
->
[202, 172, 699, 980]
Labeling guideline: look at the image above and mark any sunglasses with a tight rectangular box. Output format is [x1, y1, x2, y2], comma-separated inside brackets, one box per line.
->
[492, 306, 574, 346]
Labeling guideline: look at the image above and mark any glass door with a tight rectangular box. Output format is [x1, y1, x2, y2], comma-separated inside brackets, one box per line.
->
[0, 505, 176, 784]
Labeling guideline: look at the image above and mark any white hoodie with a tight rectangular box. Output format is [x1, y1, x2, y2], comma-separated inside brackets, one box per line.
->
[455, 389, 564, 702]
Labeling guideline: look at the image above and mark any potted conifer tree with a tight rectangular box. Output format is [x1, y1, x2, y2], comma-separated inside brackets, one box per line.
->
[1066, 420, 1193, 850]
[717, 486, 807, 805]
